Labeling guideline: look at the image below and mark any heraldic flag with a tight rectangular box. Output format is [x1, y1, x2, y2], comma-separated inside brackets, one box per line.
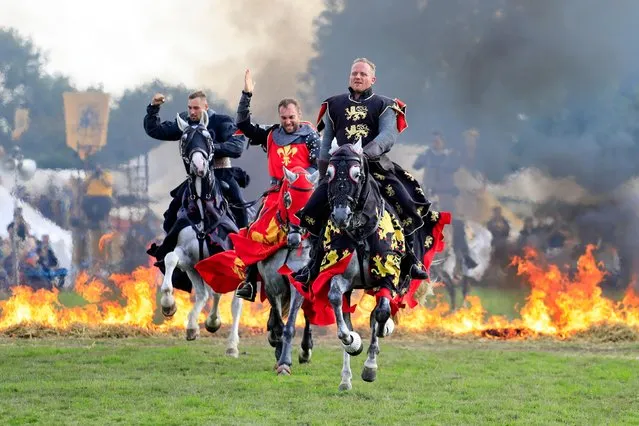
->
[63, 92, 111, 160]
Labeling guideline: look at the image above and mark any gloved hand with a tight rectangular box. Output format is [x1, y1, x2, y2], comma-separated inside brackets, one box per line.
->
[362, 141, 383, 159]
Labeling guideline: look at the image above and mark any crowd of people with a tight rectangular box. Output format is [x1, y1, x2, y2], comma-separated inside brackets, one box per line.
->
[0, 208, 67, 290]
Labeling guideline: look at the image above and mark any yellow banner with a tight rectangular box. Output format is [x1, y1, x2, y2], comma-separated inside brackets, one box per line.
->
[63, 92, 111, 159]
[11, 108, 30, 141]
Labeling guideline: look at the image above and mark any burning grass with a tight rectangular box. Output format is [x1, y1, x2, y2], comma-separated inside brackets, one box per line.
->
[0, 245, 638, 341]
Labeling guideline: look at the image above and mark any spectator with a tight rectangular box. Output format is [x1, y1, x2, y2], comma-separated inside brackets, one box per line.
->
[413, 131, 462, 213]
[82, 164, 114, 230]
[487, 206, 511, 266]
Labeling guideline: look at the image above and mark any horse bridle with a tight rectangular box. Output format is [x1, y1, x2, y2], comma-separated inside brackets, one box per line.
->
[180, 124, 215, 167]
[327, 153, 365, 211]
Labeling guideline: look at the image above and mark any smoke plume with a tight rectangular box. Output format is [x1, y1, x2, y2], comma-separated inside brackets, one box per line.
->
[306, 0, 639, 192]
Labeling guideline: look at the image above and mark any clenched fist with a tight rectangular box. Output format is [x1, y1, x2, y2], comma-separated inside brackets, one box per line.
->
[151, 93, 166, 106]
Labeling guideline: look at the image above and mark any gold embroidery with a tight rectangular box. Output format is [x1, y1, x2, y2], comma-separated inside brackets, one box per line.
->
[415, 187, 424, 196]
[232, 257, 246, 279]
[345, 105, 368, 121]
[372, 173, 385, 181]
[305, 217, 315, 225]
[424, 235, 433, 248]
[276, 145, 298, 166]
[370, 253, 402, 286]
[320, 249, 352, 272]
[402, 217, 413, 227]
[345, 124, 369, 140]
[430, 211, 440, 222]
[403, 171, 416, 181]
[385, 185, 395, 197]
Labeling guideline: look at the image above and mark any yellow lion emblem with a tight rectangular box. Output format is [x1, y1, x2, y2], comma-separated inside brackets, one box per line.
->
[345, 105, 368, 121]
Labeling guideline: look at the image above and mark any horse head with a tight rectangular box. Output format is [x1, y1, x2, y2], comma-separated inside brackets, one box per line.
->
[281, 165, 319, 247]
[326, 138, 365, 229]
[176, 112, 214, 180]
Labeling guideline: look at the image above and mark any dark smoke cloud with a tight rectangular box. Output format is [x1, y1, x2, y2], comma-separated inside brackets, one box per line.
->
[305, 0, 639, 192]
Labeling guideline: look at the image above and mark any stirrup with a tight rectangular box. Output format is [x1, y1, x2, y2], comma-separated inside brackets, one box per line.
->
[235, 282, 256, 302]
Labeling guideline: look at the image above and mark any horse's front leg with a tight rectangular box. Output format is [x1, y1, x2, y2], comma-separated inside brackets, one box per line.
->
[277, 282, 305, 375]
[205, 288, 222, 334]
[225, 294, 243, 358]
[299, 314, 314, 364]
[185, 270, 209, 341]
[328, 275, 363, 356]
[362, 296, 391, 383]
[159, 251, 179, 317]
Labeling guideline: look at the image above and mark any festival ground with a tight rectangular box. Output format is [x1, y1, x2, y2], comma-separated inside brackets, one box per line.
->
[1, 335, 637, 425]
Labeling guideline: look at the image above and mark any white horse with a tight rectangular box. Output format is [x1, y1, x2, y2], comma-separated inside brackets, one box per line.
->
[158, 112, 243, 356]
[430, 219, 492, 310]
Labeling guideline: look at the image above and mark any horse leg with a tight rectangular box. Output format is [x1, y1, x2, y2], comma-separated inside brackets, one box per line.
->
[444, 273, 457, 312]
[362, 296, 390, 383]
[205, 288, 222, 334]
[461, 276, 471, 309]
[159, 251, 179, 317]
[225, 295, 243, 358]
[185, 269, 208, 341]
[299, 315, 314, 364]
[339, 350, 353, 392]
[339, 291, 355, 391]
[328, 275, 363, 356]
[277, 283, 305, 375]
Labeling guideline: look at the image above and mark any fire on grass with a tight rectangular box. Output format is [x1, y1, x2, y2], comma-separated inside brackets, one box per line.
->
[0, 245, 638, 339]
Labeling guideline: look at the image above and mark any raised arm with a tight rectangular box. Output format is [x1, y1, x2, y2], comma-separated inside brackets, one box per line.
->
[143, 93, 182, 141]
[236, 89, 269, 147]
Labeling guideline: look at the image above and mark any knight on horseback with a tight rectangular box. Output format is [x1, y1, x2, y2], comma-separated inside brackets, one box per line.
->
[293, 57, 435, 288]
[145, 91, 246, 291]
[143, 90, 250, 232]
[232, 69, 320, 301]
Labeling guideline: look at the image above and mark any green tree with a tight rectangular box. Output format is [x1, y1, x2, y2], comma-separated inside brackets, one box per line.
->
[0, 28, 81, 168]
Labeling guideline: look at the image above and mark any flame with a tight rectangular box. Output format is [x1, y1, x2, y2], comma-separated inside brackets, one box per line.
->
[0, 245, 638, 338]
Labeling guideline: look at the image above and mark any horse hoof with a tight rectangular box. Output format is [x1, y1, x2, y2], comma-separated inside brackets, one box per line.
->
[225, 347, 239, 358]
[343, 332, 363, 356]
[299, 349, 312, 364]
[338, 382, 352, 391]
[277, 364, 291, 376]
[361, 366, 377, 383]
[382, 318, 395, 337]
[162, 303, 177, 318]
[186, 328, 199, 341]
[205, 317, 222, 334]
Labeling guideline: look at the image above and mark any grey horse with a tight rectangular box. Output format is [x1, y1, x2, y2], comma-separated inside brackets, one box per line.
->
[158, 112, 243, 356]
[248, 166, 320, 375]
[320, 139, 400, 391]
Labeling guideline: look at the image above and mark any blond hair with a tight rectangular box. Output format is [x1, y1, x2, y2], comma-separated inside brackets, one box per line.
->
[352, 57, 376, 75]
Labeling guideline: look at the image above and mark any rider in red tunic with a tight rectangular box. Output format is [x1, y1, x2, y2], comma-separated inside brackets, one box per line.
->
[233, 69, 320, 301]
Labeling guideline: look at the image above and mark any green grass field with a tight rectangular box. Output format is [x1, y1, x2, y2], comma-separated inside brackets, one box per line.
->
[1, 335, 638, 425]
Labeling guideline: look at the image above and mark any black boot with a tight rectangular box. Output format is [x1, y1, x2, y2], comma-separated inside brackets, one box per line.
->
[235, 264, 258, 302]
[406, 240, 429, 280]
[292, 234, 322, 291]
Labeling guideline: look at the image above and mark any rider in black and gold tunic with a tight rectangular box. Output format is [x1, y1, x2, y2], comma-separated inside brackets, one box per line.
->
[294, 57, 437, 286]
